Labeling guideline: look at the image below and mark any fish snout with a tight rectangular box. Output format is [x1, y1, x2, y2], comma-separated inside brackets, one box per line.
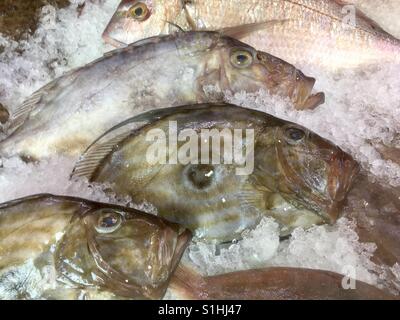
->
[294, 73, 325, 110]
[326, 151, 360, 221]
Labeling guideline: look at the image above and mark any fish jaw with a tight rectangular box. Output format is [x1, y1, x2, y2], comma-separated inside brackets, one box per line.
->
[292, 75, 325, 110]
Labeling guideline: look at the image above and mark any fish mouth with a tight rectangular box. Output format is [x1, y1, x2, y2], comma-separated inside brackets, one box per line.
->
[255, 51, 325, 110]
[102, 27, 127, 48]
[326, 150, 360, 221]
[295, 75, 325, 110]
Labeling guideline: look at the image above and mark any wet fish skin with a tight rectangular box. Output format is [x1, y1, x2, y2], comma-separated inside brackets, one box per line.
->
[170, 264, 397, 300]
[0, 194, 191, 300]
[72, 104, 359, 242]
[103, 0, 400, 70]
[344, 174, 400, 268]
[0, 31, 323, 160]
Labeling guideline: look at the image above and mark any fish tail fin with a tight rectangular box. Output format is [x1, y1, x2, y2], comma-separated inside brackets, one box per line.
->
[169, 264, 209, 300]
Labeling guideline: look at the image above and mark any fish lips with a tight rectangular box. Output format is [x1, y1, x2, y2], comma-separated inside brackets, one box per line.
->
[293, 74, 325, 110]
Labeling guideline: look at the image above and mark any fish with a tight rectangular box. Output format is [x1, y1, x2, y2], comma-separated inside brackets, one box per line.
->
[343, 174, 400, 268]
[0, 195, 395, 300]
[0, 194, 191, 300]
[0, 31, 324, 160]
[170, 265, 397, 300]
[103, 0, 400, 70]
[343, 0, 400, 39]
[71, 104, 359, 242]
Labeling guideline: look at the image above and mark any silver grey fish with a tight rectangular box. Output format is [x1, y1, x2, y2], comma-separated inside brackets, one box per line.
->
[0, 31, 324, 161]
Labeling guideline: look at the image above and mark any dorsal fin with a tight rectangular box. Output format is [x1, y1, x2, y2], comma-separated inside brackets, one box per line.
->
[3, 37, 178, 140]
[6, 80, 60, 134]
[219, 20, 290, 40]
[70, 104, 224, 180]
[71, 120, 147, 180]
[2, 64, 90, 139]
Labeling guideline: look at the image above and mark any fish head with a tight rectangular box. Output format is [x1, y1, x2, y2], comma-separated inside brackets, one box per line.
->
[103, 0, 181, 47]
[274, 124, 359, 223]
[218, 38, 324, 110]
[57, 204, 191, 299]
[254, 51, 326, 110]
[85, 207, 191, 298]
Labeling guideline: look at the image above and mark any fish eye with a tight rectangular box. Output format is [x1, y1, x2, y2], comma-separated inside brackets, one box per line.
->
[95, 210, 122, 234]
[129, 2, 150, 21]
[185, 164, 215, 190]
[284, 127, 306, 144]
[230, 49, 253, 68]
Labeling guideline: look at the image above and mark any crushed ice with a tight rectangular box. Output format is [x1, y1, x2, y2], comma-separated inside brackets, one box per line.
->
[0, 0, 399, 294]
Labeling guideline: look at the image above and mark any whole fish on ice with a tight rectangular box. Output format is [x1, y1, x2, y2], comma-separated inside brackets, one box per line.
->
[0, 32, 324, 160]
[72, 104, 359, 242]
[103, 0, 400, 70]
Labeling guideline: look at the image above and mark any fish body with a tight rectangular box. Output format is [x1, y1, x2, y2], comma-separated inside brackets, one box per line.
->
[0, 194, 191, 300]
[103, 0, 400, 70]
[170, 265, 397, 300]
[344, 174, 400, 268]
[72, 104, 359, 242]
[0, 32, 323, 160]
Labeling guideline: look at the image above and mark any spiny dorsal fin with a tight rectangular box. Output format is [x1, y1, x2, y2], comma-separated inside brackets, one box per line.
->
[70, 104, 219, 180]
[3, 64, 90, 138]
[71, 121, 147, 180]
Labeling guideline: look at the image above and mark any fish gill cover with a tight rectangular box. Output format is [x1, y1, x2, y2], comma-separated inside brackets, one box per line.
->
[0, 0, 399, 296]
